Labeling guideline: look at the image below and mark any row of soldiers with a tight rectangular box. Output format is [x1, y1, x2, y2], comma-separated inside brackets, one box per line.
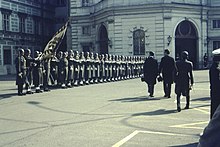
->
[15, 48, 145, 95]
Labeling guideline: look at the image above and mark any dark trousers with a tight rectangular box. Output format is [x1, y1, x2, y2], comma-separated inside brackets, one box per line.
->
[163, 82, 172, 96]
[147, 84, 154, 96]
[176, 94, 190, 108]
[18, 84, 23, 94]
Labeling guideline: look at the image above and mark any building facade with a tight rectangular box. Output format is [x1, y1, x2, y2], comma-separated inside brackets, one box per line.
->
[0, 0, 69, 75]
[69, 0, 220, 69]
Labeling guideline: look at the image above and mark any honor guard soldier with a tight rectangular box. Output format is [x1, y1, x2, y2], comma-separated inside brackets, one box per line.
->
[79, 52, 85, 85]
[90, 52, 95, 84]
[94, 53, 100, 83]
[50, 52, 58, 86]
[84, 52, 91, 85]
[104, 54, 109, 82]
[121, 55, 126, 80]
[209, 48, 220, 118]
[67, 50, 75, 87]
[111, 55, 116, 81]
[24, 49, 34, 94]
[15, 48, 26, 96]
[99, 54, 105, 83]
[116, 55, 120, 81]
[33, 51, 43, 93]
[57, 51, 63, 87]
[73, 51, 80, 86]
[174, 51, 194, 112]
[42, 55, 51, 92]
[108, 55, 112, 82]
[60, 52, 69, 88]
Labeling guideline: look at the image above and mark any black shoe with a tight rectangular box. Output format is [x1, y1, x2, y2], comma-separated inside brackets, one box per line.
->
[184, 106, 189, 109]
[26, 91, 33, 94]
[164, 95, 168, 97]
[149, 95, 154, 97]
[18, 93, 26, 96]
[167, 95, 171, 98]
[36, 89, 43, 93]
[44, 88, 50, 92]
[177, 106, 181, 112]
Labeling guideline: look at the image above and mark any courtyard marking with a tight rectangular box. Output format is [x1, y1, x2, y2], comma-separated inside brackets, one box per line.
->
[112, 130, 192, 147]
[170, 121, 208, 130]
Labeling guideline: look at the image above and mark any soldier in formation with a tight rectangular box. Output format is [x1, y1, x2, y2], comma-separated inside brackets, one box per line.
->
[14, 49, 144, 95]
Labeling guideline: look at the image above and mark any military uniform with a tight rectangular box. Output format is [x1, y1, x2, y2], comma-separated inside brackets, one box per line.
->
[79, 52, 85, 85]
[67, 50, 75, 87]
[24, 49, 34, 94]
[33, 51, 43, 93]
[175, 51, 194, 112]
[15, 49, 26, 96]
[73, 51, 80, 86]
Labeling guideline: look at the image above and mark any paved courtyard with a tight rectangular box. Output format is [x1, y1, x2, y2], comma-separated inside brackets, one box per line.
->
[0, 70, 210, 147]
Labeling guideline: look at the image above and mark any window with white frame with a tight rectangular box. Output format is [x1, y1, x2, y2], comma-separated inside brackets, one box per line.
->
[213, 20, 220, 28]
[82, 26, 91, 35]
[133, 29, 145, 55]
[213, 41, 220, 50]
[2, 13, 10, 31]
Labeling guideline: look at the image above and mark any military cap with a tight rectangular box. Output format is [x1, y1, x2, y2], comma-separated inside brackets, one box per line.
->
[212, 48, 220, 61]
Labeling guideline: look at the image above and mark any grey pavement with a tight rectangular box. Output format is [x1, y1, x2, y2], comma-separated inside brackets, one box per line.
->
[0, 70, 210, 147]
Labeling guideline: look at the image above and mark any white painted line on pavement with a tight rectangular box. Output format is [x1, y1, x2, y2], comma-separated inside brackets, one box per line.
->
[112, 130, 192, 147]
[112, 130, 139, 147]
[193, 108, 209, 114]
[170, 121, 208, 130]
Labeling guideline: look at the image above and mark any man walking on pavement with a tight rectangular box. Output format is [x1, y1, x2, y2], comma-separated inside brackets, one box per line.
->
[174, 51, 194, 112]
[159, 49, 176, 98]
[143, 51, 158, 97]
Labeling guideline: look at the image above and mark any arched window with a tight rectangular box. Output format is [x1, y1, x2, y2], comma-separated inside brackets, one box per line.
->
[133, 29, 145, 55]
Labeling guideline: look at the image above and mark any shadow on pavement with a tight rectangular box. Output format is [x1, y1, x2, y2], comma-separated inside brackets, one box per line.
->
[192, 97, 210, 102]
[109, 96, 168, 103]
[0, 93, 18, 100]
[132, 109, 176, 116]
[170, 142, 198, 147]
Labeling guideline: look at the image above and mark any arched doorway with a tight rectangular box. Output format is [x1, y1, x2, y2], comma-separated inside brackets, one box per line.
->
[175, 20, 198, 68]
[98, 24, 108, 54]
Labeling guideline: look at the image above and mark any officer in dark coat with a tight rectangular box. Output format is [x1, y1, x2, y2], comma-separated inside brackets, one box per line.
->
[143, 51, 158, 97]
[159, 49, 176, 98]
[15, 48, 26, 96]
[209, 49, 220, 119]
[175, 51, 194, 112]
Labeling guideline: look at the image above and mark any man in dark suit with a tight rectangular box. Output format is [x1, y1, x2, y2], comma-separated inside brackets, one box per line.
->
[159, 49, 176, 98]
[174, 51, 194, 112]
[209, 48, 220, 119]
[143, 51, 158, 97]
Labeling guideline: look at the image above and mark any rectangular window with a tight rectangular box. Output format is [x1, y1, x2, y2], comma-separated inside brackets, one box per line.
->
[82, 0, 89, 6]
[19, 17, 26, 33]
[213, 41, 220, 50]
[213, 20, 220, 28]
[2, 13, 10, 31]
[3, 49, 11, 65]
[82, 26, 91, 35]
